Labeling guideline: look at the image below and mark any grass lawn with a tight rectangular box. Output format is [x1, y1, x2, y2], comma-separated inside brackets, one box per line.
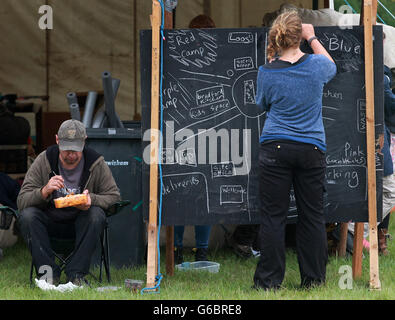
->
[0, 218, 394, 300]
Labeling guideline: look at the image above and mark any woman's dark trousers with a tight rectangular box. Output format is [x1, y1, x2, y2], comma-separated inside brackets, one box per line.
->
[253, 141, 328, 289]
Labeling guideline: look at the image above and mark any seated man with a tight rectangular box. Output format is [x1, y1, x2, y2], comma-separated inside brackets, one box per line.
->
[17, 119, 120, 285]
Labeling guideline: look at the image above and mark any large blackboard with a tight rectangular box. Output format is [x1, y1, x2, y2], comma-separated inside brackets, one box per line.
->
[140, 26, 384, 225]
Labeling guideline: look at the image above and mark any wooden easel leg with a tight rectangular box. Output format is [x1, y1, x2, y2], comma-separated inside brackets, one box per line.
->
[166, 226, 175, 276]
[337, 222, 349, 257]
[352, 222, 364, 280]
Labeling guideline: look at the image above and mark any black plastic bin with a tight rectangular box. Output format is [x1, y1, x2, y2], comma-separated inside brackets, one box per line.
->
[86, 126, 144, 268]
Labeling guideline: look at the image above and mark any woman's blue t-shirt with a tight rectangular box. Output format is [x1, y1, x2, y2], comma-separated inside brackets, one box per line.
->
[256, 54, 337, 151]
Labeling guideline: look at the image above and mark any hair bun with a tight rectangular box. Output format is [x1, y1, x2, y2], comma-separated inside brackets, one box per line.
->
[267, 10, 302, 61]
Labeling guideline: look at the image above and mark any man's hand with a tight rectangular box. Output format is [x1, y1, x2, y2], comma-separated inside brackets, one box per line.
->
[74, 189, 91, 211]
[41, 175, 64, 199]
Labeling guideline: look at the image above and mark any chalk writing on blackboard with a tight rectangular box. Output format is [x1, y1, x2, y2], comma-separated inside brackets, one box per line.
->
[234, 57, 254, 70]
[326, 142, 366, 166]
[228, 32, 254, 44]
[357, 99, 366, 133]
[319, 31, 363, 72]
[168, 30, 218, 68]
[325, 165, 367, 202]
[162, 172, 210, 214]
[211, 162, 236, 178]
[323, 88, 344, 100]
[220, 185, 245, 205]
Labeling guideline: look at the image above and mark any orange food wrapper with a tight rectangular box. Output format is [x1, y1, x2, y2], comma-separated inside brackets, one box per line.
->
[54, 193, 88, 209]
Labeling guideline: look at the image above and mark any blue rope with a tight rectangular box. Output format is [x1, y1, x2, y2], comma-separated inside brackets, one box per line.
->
[141, 0, 165, 295]
[376, 13, 386, 25]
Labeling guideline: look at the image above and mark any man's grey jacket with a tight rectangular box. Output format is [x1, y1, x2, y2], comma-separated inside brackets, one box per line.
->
[17, 145, 120, 211]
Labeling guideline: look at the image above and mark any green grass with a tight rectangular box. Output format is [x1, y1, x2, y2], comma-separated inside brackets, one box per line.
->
[1, 219, 394, 300]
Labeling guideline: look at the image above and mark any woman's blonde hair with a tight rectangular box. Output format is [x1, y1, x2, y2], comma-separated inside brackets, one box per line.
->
[267, 10, 302, 61]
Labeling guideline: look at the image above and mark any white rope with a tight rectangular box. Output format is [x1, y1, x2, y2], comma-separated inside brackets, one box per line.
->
[378, 0, 395, 21]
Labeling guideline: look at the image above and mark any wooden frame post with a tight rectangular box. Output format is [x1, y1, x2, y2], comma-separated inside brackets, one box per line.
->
[146, 0, 162, 290]
[362, 0, 381, 290]
[352, 0, 381, 289]
[352, 0, 380, 287]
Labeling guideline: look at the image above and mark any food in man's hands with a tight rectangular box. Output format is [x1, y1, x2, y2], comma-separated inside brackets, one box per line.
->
[54, 193, 88, 208]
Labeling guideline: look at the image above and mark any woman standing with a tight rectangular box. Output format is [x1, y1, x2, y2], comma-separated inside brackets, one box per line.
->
[253, 10, 336, 290]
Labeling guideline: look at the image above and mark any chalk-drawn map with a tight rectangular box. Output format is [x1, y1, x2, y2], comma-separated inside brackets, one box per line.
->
[140, 26, 384, 224]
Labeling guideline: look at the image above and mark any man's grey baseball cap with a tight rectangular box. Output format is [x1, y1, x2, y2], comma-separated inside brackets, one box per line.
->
[57, 119, 87, 152]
